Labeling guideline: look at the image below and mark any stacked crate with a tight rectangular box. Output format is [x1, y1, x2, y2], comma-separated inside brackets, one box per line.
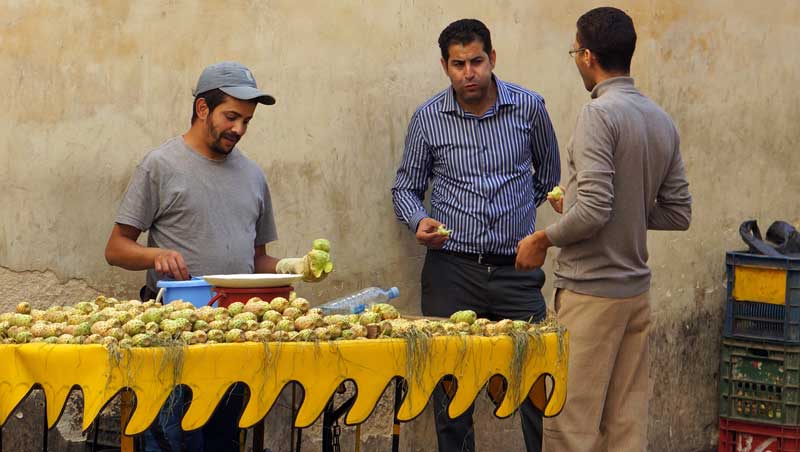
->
[719, 252, 800, 451]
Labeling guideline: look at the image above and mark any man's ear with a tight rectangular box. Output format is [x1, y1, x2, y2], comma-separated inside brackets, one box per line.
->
[489, 49, 496, 69]
[195, 97, 209, 121]
[583, 49, 595, 67]
[440, 57, 448, 75]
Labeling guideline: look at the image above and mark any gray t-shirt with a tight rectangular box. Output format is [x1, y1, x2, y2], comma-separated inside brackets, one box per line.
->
[115, 136, 278, 291]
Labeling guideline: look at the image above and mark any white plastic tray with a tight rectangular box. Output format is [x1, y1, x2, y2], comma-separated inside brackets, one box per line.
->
[202, 273, 303, 288]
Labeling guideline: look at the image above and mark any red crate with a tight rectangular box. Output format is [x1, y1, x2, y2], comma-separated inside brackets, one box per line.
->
[208, 286, 293, 307]
[719, 418, 800, 452]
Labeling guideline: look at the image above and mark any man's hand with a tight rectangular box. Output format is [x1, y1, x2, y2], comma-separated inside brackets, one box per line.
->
[276, 256, 330, 282]
[515, 231, 552, 271]
[547, 186, 564, 214]
[154, 249, 190, 280]
[416, 217, 449, 249]
[276, 239, 334, 283]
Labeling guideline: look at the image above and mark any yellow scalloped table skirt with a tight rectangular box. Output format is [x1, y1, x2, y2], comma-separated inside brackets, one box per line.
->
[0, 333, 568, 435]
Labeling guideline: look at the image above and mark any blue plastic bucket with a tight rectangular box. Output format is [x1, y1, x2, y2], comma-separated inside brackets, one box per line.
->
[156, 277, 213, 308]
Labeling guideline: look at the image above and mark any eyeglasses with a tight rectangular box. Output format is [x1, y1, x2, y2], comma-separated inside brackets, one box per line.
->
[568, 47, 587, 57]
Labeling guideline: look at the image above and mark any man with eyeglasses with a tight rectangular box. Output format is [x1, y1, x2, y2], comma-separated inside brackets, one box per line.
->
[392, 18, 560, 452]
[516, 7, 691, 451]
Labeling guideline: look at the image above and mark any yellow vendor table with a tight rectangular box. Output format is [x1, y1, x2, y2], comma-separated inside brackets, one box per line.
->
[0, 333, 568, 448]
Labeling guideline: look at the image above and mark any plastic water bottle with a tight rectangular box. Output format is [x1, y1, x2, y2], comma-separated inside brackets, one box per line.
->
[318, 287, 400, 315]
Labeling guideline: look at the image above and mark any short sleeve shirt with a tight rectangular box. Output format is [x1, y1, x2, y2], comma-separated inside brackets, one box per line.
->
[115, 136, 278, 291]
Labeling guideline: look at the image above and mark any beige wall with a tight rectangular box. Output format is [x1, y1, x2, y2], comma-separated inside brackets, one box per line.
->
[2, 1, 799, 450]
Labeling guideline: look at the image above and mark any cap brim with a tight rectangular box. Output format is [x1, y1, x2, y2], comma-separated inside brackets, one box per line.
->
[220, 86, 276, 105]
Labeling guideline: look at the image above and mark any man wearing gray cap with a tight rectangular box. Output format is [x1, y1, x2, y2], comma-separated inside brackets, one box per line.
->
[105, 61, 312, 451]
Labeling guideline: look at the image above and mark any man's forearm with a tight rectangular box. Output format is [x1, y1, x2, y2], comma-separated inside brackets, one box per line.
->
[391, 188, 428, 231]
[648, 202, 692, 231]
[648, 150, 692, 231]
[545, 173, 614, 247]
[255, 253, 280, 274]
[105, 237, 159, 271]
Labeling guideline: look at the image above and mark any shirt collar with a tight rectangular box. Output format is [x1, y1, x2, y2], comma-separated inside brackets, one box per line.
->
[441, 74, 515, 114]
[591, 76, 635, 99]
[495, 76, 515, 107]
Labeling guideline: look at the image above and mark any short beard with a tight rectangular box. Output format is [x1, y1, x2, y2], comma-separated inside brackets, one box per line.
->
[207, 121, 238, 156]
[209, 141, 229, 156]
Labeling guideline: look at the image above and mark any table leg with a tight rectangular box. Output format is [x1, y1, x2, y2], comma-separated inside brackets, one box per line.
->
[120, 390, 135, 452]
[290, 385, 296, 452]
[392, 378, 404, 452]
[41, 392, 48, 452]
[253, 418, 264, 452]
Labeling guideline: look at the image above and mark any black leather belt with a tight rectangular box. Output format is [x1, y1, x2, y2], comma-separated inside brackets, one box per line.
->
[437, 250, 517, 266]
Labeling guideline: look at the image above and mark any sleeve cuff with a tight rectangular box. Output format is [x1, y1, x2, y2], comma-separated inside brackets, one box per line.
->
[544, 223, 566, 248]
[115, 216, 148, 232]
[409, 210, 429, 233]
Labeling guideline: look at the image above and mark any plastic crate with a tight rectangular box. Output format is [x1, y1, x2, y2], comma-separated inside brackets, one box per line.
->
[208, 286, 293, 307]
[724, 252, 800, 344]
[719, 338, 800, 425]
[719, 417, 800, 452]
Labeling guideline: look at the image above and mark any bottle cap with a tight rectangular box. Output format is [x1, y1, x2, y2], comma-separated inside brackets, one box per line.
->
[387, 287, 400, 299]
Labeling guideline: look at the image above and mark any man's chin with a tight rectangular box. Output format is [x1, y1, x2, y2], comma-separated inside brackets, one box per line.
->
[210, 145, 233, 156]
[457, 89, 486, 105]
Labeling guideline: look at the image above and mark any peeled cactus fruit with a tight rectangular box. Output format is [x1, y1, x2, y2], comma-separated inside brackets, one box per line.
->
[227, 302, 245, 316]
[371, 304, 399, 320]
[312, 239, 331, 253]
[275, 319, 295, 332]
[359, 312, 381, 326]
[225, 329, 245, 343]
[269, 298, 289, 313]
[290, 298, 310, 313]
[207, 329, 225, 342]
[547, 186, 563, 201]
[449, 310, 477, 325]
[294, 315, 317, 331]
[307, 250, 330, 278]
[243, 301, 270, 318]
[262, 311, 282, 324]
[131, 333, 153, 347]
[13, 314, 32, 327]
[123, 319, 146, 336]
[233, 312, 257, 323]
[282, 307, 302, 321]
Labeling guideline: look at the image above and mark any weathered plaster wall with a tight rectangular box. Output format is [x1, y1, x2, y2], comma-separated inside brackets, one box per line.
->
[1, 1, 798, 451]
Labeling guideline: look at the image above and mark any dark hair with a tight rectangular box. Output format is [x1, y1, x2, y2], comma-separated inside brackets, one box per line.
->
[191, 89, 230, 124]
[576, 7, 637, 73]
[438, 19, 492, 61]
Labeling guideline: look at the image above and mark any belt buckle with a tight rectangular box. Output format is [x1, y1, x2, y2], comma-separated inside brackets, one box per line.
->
[477, 254, 484, 265]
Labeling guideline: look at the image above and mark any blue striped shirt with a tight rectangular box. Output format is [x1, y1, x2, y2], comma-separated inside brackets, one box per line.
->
[392, 76, 560, 255]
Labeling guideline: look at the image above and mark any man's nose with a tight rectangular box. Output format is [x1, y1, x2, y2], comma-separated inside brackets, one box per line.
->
[231, 121, 246, 136]
[465, 64, 475, 79]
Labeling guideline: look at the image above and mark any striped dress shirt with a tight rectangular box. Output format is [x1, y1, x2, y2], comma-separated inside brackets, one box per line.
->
[392, 75, 560, 256]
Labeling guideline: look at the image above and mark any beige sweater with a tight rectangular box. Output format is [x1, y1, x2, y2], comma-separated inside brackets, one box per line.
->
[545, 77, 692, 298]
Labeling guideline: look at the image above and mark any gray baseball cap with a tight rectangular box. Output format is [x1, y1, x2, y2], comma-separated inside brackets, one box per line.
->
[192, 61, 276, 105]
